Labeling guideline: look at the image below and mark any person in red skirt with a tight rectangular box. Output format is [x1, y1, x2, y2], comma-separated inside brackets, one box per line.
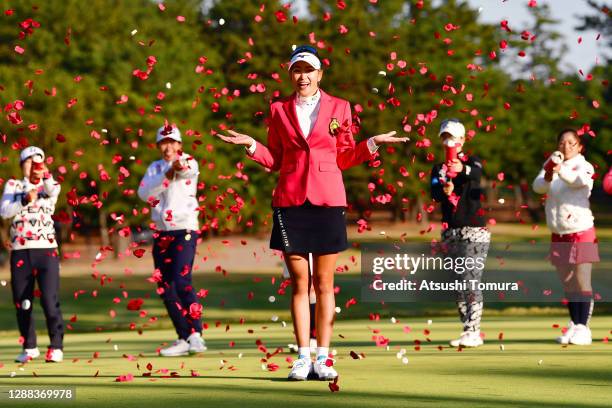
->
[219, 45, 408, 380]
[533, 129, 600, 345]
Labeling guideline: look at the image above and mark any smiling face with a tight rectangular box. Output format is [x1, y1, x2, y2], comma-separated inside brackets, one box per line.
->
[157, 139, 182, 162]
[557, 131, 582, 161]
[290, 61, 323, 97]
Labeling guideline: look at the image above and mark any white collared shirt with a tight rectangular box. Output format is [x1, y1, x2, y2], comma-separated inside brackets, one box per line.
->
[295, 90, 321, 138]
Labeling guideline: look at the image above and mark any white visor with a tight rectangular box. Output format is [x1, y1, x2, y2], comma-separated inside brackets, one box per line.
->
[288, 52, 321, 71]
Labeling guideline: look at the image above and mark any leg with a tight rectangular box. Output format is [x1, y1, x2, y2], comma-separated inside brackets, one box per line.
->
[286, 253, 311, 353]
[574, 263, 593, 325]
[312, 253, 338, 350]
[34, 249, 64, 350]
[556, 264, 579, 323]
[463, 239, 488, 333]
[153, 234, 190, 340]
[171, 233, 202, 336]
[442, 229, 468, 328]
[10, 250, 37, 349]
[308, 253, 317, 343]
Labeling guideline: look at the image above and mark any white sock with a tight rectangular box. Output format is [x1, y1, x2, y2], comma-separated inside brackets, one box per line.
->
[316, 346, 329, 360]
[298, 347, 310, 359]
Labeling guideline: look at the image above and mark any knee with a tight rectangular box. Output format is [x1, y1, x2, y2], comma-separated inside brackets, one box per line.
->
[292, 278, 310, 296]
[40, 293, 60, 310]
[176, 284, 195, 300]
[158, 284, 178, 302]
[314, 280, 334, 296]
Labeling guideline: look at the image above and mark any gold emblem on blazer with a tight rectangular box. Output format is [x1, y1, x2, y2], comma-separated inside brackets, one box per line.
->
[329, 118, 341, 136]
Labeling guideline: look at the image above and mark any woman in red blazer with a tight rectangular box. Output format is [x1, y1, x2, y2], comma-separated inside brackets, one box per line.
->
[219, 45, 408, 381]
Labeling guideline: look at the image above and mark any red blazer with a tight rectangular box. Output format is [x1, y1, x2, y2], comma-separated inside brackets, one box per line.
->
[249, 90, 373, 207]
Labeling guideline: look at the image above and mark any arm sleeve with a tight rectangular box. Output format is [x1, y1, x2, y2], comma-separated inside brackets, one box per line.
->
[0, 181, 24, 219]
[336, 101, 374, 170]
[248, 106, 283, 171]
[430, 165, 446, 202]
[42, 176, 61, 198]
[557, 161, 594, 189]
[532, 168, 550, 194]
[457, 156, 483, 183]
[175, 155, 199, 179]
[137, 163, 167, 202]
[246, 140, 257, 155]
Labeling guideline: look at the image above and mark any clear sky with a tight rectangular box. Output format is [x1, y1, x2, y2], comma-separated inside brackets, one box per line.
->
[466, 0, 607, 74]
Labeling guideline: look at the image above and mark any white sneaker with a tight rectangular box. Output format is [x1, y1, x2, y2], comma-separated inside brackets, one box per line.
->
[313, 358, 338, 381]
[450, 331, 483, 348]
[159, 339, 190, 357]
[556, 321, 576, 345]
[15, 347, 40, 363]
[287, 357, 312, 381]
[187, 332, 207, 354]
[569, 324, 592, 345]
[45, 348, 63, 363]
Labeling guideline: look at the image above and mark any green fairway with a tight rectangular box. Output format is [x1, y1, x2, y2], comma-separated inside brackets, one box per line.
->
[0, 316, 610, 408]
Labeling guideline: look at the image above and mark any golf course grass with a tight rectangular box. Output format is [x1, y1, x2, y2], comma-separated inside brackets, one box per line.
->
[0, 316, 610, 407]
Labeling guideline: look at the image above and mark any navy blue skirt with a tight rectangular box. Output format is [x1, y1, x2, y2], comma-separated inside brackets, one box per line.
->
[270, 201, 348, 254]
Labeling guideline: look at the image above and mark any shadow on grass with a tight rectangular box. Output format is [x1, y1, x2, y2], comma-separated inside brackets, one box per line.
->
[0, 379, 610, 408]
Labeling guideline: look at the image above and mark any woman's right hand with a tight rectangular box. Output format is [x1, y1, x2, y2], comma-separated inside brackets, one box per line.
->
[217, 129, 255, 148]
[544, 164, 560, 182]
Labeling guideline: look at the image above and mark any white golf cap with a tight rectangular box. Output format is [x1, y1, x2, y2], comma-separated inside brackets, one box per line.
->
[156, 124, 181, 143]
[288, 52, 321, 71]
[438, 119, 465, 139]
[20, 146, 45, 163]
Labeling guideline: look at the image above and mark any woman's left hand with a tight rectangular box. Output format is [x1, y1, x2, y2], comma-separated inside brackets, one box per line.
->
[372, 131, 409, 145]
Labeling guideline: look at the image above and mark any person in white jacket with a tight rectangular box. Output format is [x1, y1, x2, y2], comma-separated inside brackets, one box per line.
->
[137, 124, 206, 356]
[0, 146, 64, 363]
[532, 129, 599, 346]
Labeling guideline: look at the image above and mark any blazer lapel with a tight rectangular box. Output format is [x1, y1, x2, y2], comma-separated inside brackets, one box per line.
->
[282, 95, 309, 149]
[308, 90, 333, 144]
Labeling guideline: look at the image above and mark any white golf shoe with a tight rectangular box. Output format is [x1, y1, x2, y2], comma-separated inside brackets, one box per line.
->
[569, 324, 592, 346]
[450, 331, 483, 348]
[187, 332, 207, 354]
[313, 358, 338, 381]
[45, 348, 63, 363]
[159, 339, 190, 357]
[556, 321, 576, 345]
[15, 347, 40, 363]
[287, 357, 312, 381]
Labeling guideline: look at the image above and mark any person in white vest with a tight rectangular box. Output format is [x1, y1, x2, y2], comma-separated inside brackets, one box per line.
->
[1, 146, 64, 363]
[137, 124, 206, 356]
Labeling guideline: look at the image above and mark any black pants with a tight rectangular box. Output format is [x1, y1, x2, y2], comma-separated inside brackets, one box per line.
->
[153, 230, 202, 340]
[10, 248, 64, 350]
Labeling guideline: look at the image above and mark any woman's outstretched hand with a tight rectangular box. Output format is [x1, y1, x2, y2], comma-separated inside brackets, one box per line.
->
[372, 131, 409, 145]
[217, 129, 255, 147]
